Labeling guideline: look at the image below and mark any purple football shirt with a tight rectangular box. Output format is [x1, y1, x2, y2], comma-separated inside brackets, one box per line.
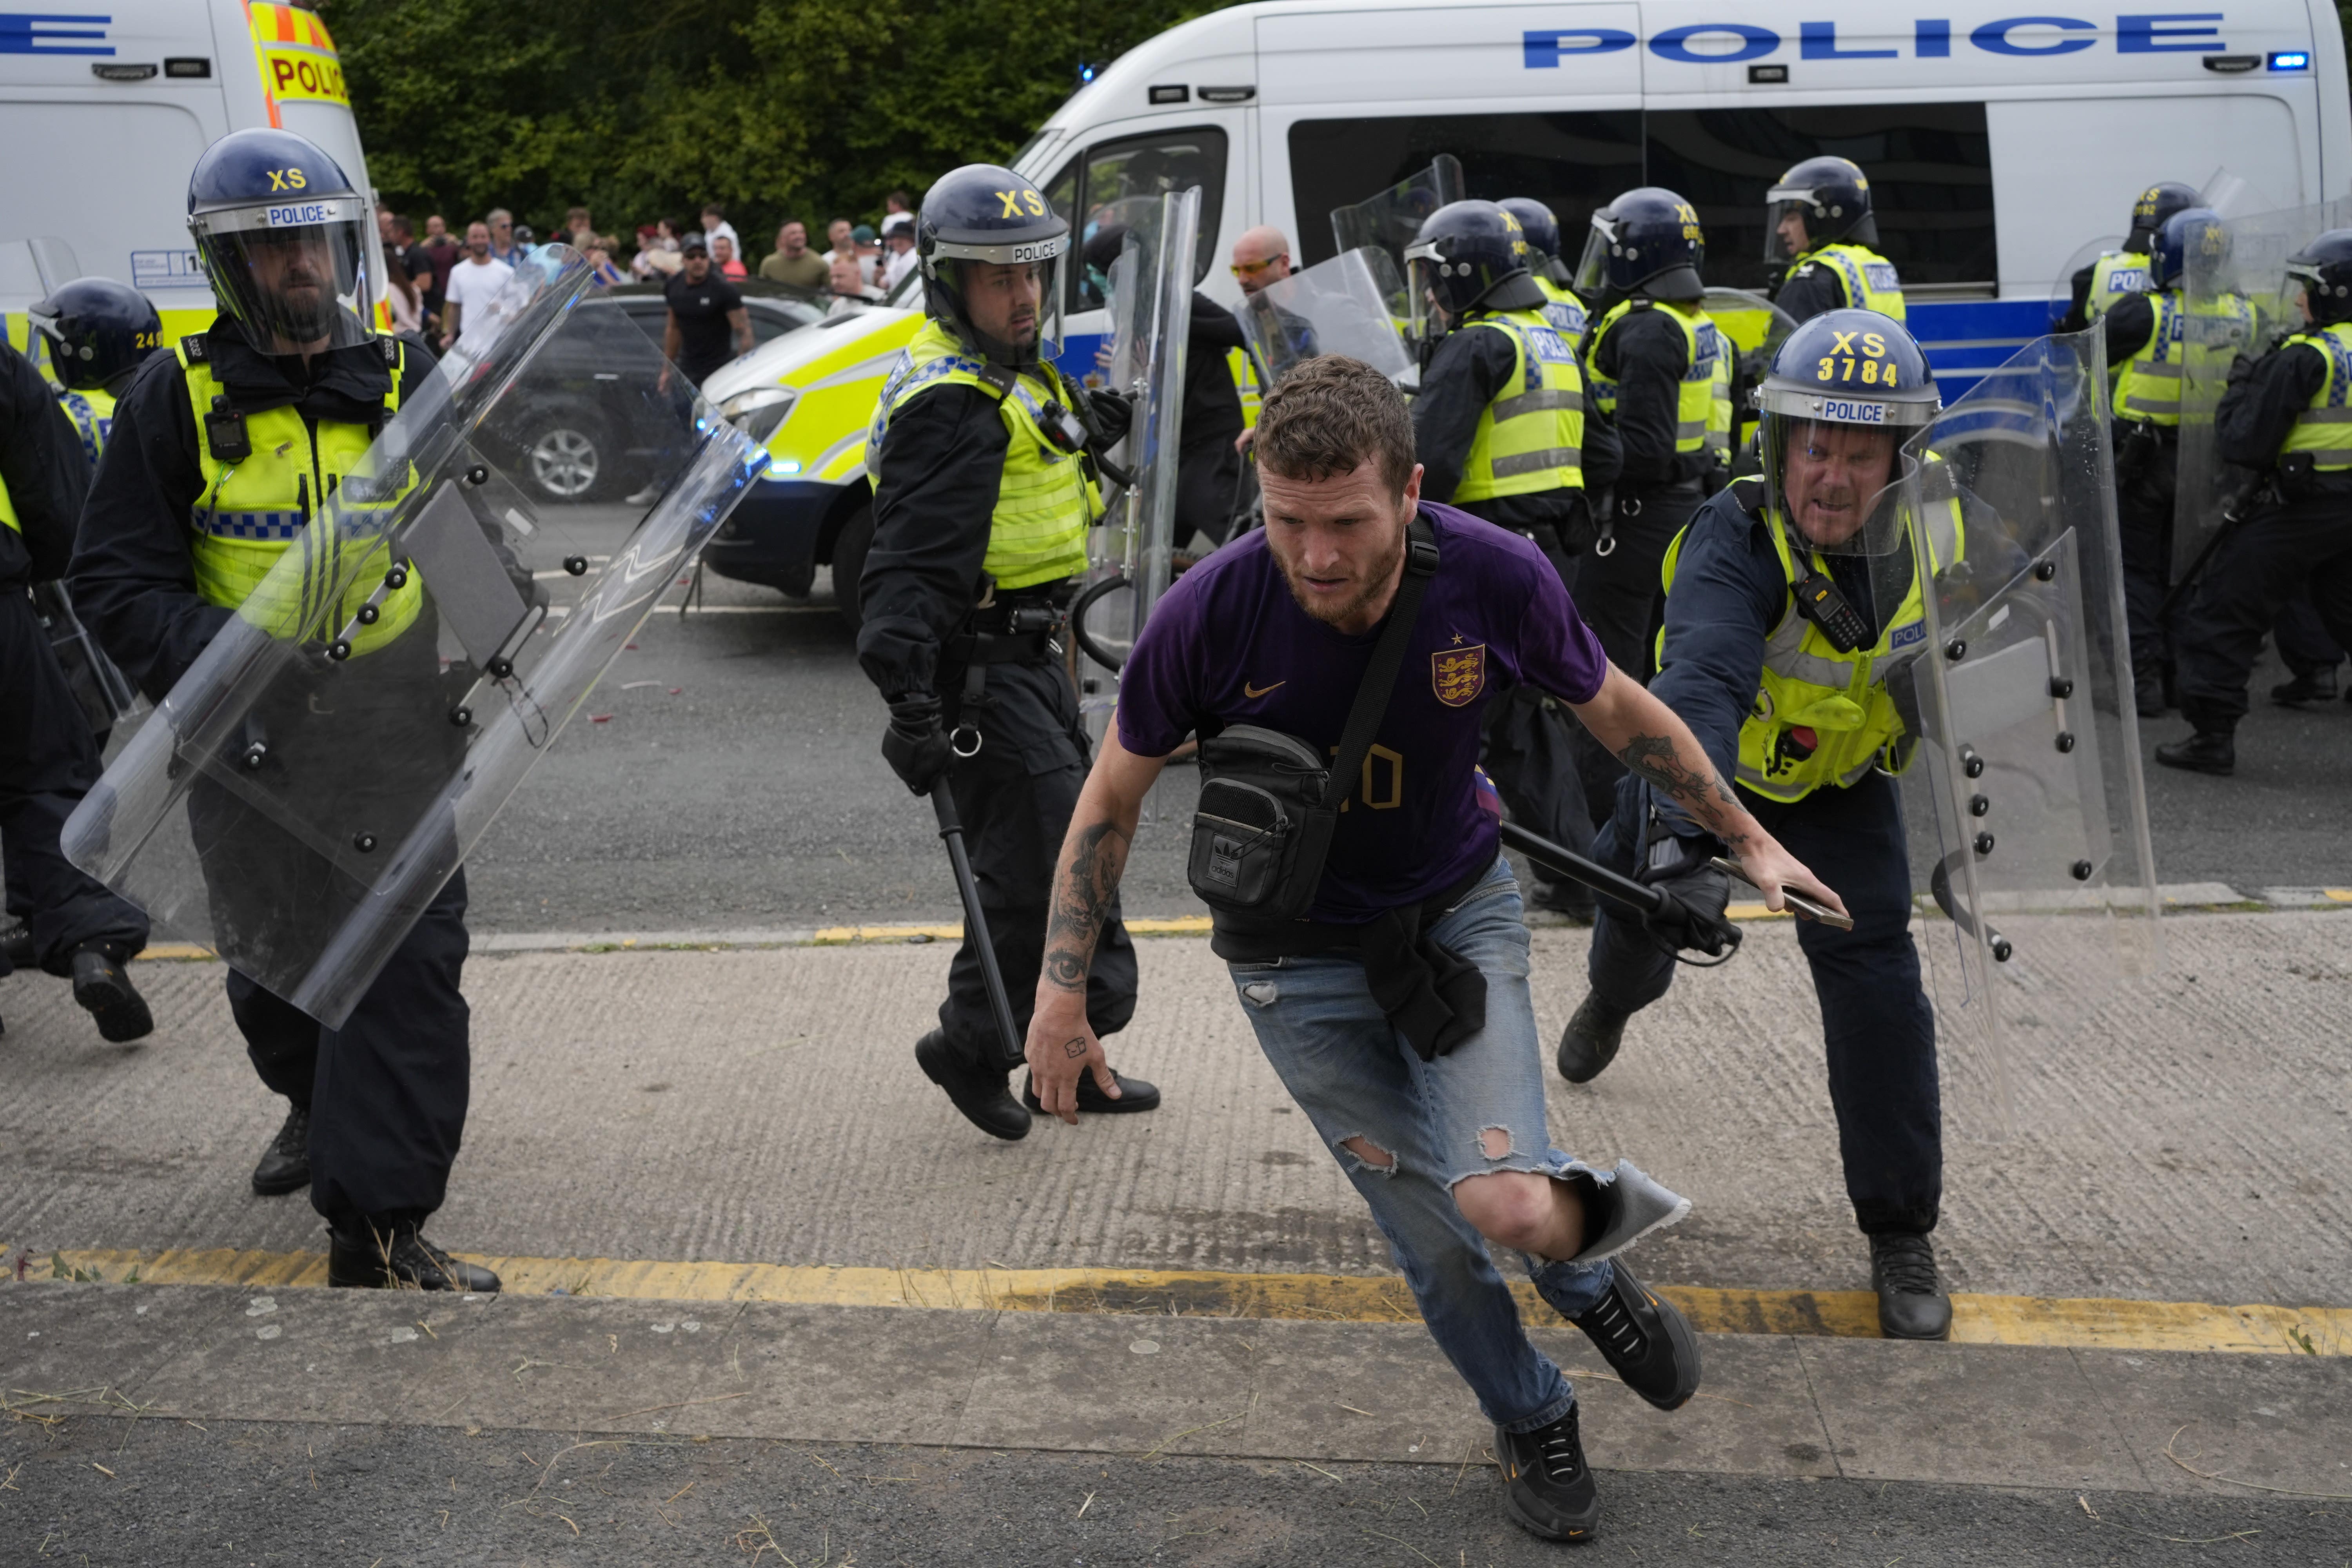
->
[1117, 502, 1612, 923]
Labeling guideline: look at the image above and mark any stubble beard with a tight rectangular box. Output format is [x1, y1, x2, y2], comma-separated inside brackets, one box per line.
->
[1275, 528, 1405, 628]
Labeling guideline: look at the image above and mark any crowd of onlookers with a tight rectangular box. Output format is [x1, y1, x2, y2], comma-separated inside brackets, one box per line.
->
[374, 193, 922, 352]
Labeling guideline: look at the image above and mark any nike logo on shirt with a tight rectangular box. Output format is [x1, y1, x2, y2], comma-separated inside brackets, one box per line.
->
[1243, 680, 1286, 698]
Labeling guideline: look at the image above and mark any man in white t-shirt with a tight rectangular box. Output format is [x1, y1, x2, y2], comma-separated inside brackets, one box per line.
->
[877, 212, 918, 293]
[700, 204, 742, 264]
[440, 221, 516, 349]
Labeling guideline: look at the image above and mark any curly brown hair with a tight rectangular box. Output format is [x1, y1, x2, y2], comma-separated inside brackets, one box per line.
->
[1254, 356, 1416, 497]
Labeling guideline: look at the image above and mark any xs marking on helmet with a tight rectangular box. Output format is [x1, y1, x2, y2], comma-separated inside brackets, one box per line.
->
[994, 188, 1047, 218]
[1829, 330, 1887, 358]
[265, 167, 307, 192]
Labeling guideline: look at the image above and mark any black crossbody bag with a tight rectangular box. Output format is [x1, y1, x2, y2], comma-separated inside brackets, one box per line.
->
[1187, 520, 1439, 922]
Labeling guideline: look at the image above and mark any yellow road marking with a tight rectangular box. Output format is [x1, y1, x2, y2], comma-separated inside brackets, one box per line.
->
[2325, 889, 2352, 904]
[21, 1249, 2346, 1357]
[810, 916, 1213, 944]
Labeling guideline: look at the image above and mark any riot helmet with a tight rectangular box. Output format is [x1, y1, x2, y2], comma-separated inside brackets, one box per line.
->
[1497, 197, 1572, 285]
[1754, 309, 1940, 558]
[2151, 207, 2227, 291]
[187, 127, 374, 353]
[1403, 200, 1546, 349]
[1573, 187, 1706, 302]
[2285, 229, 2352, 326]
[1765, 156, 1878, 266]
[2126, 181, 2200, 253]
[915, 163, 1067, 365]
[29, 277, 163, 392]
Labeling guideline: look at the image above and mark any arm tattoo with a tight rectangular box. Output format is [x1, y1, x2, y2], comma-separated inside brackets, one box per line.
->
[1617, 732, 1751, 844]
[1042, 818, 1132, 993]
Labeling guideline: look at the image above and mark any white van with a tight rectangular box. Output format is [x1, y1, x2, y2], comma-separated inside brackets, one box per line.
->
[1018, 0, 2351, 398]
[0, 0, 383, 353]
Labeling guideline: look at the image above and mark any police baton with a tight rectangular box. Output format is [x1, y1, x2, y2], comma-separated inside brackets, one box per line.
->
[1496, 821, 1753, 955]
[929, 781, 1026, 1070]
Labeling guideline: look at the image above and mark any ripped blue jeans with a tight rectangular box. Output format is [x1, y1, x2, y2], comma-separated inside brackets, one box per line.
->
[1229, 855, 1613, 1431]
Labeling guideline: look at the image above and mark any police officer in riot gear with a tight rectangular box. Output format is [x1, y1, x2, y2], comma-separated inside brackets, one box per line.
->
[70, 127, 496, 1291]
[860, 163, 1155, 1138]
[0, 319, 153, 1042]
[1564, 188, 1734, 826]
[1566, 310, 1984, 1340]
[1405, 199, 1619, 916]
[2102, 208, 2251, 716]
[2059, 181, 2198, 332]
[1499, 197, 1589, 345]
[2159, 227, 2352, 774]
[1766, 157, 1907, 325]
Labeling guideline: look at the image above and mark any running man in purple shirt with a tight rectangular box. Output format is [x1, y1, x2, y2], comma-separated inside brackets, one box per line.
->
[1020, 356, 1844, 1544]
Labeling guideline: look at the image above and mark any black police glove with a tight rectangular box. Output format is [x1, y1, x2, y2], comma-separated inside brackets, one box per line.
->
[880, 692, 952, 796]
[1637, 829, 1739, 959]
[1087, 389, 1134, 443]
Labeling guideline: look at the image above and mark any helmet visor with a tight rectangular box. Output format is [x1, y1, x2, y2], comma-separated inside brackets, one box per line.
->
[192, 194, 373, 352]
[1760, 408, 1915, 559]
[930, 250, 1064, 363]
[1571, 214, 1615, 296]
[1764, 187, 1816, 266]
[1404, 247, 1447, 349]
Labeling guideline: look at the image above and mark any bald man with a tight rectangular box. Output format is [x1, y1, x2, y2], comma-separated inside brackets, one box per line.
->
[1230, 226, 1292, 296]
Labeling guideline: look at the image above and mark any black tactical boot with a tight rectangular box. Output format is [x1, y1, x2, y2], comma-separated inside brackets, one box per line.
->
[2271, 669, 2338, 706]
[1022, 1066, 1161, 1114]
[70, 944, 153, 1042]
[0, 922, 32, 971]
[1565, 1261, 1702, 1410]
[1494, 1403, 1599, 1541]
[1869, 1232, 1953, 1341]
[328, 1220, 501, 1292]
[1556, 993, 1630, 1084]
[2133, 675, 2167, 718]
[250, 1102, 311, 1195]
[2154, 730, 2235, 775]
[915, 1029, 1030, 1141]
[1530, 880, 1597, 923]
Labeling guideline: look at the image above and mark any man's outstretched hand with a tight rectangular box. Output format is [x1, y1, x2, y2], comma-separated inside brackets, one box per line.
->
[1023, 998, 1120, 1125]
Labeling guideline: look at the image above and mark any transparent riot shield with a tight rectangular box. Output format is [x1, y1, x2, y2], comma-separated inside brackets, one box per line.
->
[1234, 246, 1415, 387]
[1329, 156, 1466, 278]
[32, 581, 139, 734]
[2048, 234, 2131, 330]
[1897, 330, 2161, 1132]
[1701, 288, 1796, 463]
[62, 246, 765, 1026]
[1074, 186, 1200, 702]
[2173, 198, 2352, 581]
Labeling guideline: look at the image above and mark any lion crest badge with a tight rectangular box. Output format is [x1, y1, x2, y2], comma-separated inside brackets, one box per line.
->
[1432, 642, 1487, 707]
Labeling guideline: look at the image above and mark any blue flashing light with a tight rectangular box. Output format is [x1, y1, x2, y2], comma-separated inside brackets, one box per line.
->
[765, 458, 803, 481]
[2270, 50, 2311, 70]
[1077, 61, 1098, 84]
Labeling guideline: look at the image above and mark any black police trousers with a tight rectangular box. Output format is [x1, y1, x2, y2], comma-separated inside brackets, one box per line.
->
[2176, 495, 2352, 732]
[1565, 483, 1706, 828]
[2274, 586, 2347, 679]
[938, 659, 1138, 1069]
[2112, 424, 2178, 699]
[1175, 429, 1243, 551]
[1468, 516, 1595, 912]
[0, 588, 148, 974]
[1585, 770, 1942, 1236]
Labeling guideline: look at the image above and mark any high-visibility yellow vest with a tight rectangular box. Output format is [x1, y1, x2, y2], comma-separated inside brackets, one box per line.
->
[1227, 345, 1263, 430]
[1535, 276, 1589, 348]
[2084, 250, 2151, 322]
[1657, 483, 1965, 802]
[1450, 309, 1586, 503]
[179, 338, 422, 654]
[2278, 319, 2352, 471]
[58, 387, 115, 472]
[2114, 288, 2254, 426]
[871, 321, 1096, 591]
[1804, 242, 1907, 323]
[1584, 299, 1732, 468]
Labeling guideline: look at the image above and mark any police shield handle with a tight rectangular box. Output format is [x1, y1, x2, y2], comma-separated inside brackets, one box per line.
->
[1494, 820, 1745, 955]
[930, 782, 1026, 1071]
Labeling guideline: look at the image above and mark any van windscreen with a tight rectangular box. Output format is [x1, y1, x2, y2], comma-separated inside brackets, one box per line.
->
[1289, 103, 1993, 293]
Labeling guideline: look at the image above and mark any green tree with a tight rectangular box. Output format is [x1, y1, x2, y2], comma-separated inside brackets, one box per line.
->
[322, 0, 1225, 252]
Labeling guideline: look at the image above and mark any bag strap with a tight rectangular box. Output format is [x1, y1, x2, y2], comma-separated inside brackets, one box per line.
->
[1322, 517, 1440, 811]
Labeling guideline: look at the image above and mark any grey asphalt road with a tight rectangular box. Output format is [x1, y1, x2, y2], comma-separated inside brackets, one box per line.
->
[464, 557, 2352, 935]
[5, 1418, 2337, 1568]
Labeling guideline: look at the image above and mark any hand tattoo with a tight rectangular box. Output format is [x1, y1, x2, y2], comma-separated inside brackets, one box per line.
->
[1062, 1036, 1088, 1059]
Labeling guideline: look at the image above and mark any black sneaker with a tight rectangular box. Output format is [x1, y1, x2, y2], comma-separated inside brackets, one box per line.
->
[915, 1029, 1030, 1141]
[70, 945, 153, 1043]
[1565, 1261, 1701, 1410]
[2272, 670, 2339, 707]
[1556, 994, 1629, 1084]
[2154, 731, 2234, 775]
[328, 1225, 501, 1292]
[1869, 1232, 1953, 1341]
[1494, 1404, 1599, 1542]
[1021, 1066, 1161, 1114]
[251, 1103, 311, 1195]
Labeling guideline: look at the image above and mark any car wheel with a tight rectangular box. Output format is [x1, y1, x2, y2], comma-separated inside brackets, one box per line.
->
[829, 503, 874, 635]
[525, 417, 606, 502]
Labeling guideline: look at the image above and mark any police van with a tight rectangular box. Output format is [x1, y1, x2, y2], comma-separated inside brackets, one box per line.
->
[0, 0, 383, 356]
[704, 0, 2348, 608]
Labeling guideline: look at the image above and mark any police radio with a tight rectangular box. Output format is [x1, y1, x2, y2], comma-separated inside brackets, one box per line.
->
[1791, 568, 1871, 653]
